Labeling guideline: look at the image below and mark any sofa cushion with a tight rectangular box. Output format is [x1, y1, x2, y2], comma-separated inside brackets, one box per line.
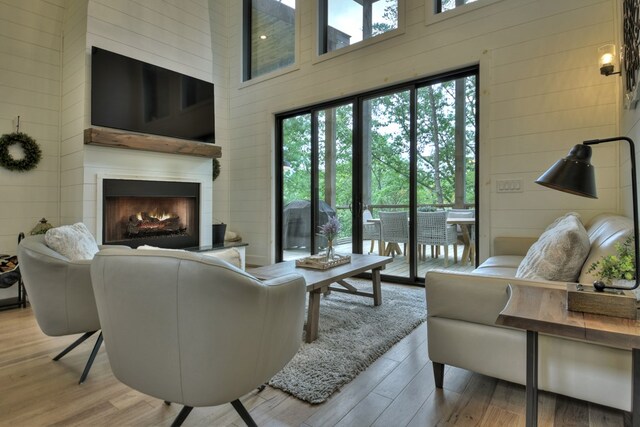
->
[44, 223, 99, 261]
[515, 213, 590, 282]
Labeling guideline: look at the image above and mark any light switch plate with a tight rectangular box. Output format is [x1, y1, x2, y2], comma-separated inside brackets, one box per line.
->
[496, 179, 523, 193]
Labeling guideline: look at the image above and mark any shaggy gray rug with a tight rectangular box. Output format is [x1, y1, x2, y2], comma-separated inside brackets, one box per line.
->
[268, 280, 426, 404]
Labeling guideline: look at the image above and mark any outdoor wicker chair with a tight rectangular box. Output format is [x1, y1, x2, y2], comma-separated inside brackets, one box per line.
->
[362, 209, 381, 254]
[379, 211, 409, 257]
[417, 211, 458, 267]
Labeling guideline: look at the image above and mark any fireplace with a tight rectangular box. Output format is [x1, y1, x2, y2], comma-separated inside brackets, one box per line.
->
[102, 179, 200, 248]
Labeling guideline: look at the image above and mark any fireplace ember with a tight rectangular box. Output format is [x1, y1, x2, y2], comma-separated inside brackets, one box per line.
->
[126, 211, 187, 237]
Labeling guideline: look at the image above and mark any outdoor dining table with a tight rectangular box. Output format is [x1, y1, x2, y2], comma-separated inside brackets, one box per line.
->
[367, 216, 476, 266]
[446, 217, 475, 266]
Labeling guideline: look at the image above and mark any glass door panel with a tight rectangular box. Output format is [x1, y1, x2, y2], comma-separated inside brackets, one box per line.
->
[362, 90, 411, 279]
[416, 76, 477, 276]
[316, 104, 354, 257]
[282, 114, 312, 260]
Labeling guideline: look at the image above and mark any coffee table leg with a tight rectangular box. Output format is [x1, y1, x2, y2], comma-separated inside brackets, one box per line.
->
[372, 268, 382, 306]
[306, 289, 322, 343]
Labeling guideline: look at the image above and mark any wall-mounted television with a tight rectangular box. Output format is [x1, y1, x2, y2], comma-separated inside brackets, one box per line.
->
[91, 47, 214, 143]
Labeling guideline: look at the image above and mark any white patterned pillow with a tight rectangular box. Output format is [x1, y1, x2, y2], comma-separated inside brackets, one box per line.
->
[515, 213, 590, 282]
[45, 223, 100, 261]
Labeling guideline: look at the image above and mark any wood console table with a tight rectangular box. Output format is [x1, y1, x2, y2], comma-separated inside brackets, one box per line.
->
[496, 284, 640, 427]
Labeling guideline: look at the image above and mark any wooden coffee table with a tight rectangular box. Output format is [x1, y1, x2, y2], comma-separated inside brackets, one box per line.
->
[249, 254, 392, 343]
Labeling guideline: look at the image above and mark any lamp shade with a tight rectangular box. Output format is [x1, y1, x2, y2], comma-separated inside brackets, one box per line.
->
[535, 144, 597, 199]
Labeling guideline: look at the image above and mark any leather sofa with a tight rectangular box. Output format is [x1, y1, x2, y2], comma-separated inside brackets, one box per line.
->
[425, 213, 634, 411]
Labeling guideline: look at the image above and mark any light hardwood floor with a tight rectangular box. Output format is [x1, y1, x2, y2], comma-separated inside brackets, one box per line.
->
[0, 297, 630, 426]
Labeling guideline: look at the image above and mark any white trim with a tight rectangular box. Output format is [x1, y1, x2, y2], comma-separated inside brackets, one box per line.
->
[312, 0, 406, 65]
[425, 0, 505, 26]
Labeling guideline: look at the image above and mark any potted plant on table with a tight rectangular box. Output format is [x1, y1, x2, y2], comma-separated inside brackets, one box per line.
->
[587, 235, 636, 289]
[318, 216, 341, 261]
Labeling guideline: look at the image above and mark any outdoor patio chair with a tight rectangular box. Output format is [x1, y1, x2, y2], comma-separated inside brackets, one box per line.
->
[417, 211, 458, 267]
[362, 209, 380, 254]
[379, 211, 409, 257]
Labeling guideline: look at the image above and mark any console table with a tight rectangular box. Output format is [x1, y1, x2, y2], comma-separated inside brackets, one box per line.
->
[496, 284, 640, 427]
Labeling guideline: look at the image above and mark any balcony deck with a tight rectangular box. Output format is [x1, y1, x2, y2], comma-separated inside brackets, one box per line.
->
[283, 241, 475, 279]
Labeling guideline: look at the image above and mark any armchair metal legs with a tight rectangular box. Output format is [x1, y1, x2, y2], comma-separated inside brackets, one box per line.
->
[231, 399, 258, 427]
[52, 330, 103, 384]
[169, 400, 257, 427]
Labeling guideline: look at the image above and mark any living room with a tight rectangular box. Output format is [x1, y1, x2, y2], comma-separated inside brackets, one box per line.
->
[1, 0, 638, 425]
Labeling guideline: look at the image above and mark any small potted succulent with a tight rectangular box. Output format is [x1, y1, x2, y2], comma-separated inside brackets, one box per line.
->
[587, 235, 635, 288]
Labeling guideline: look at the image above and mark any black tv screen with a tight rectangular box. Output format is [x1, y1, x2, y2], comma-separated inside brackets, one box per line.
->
[91, 47, 214, 143]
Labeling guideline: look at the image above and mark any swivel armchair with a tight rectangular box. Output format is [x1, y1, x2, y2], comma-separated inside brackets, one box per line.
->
[17, 234, 108, 383]
[90, 248, 306, 427]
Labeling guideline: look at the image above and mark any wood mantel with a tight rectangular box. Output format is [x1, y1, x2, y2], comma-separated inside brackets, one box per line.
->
[84, 127, 221, 158]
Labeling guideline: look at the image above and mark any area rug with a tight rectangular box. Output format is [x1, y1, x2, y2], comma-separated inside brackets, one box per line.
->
[268, 280, 426, 404]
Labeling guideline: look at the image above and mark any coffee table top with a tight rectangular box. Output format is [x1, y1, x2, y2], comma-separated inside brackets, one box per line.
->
[248, 254, 392, 291]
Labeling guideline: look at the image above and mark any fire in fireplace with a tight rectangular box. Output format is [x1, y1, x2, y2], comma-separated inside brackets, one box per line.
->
[103, 179, 200, 249]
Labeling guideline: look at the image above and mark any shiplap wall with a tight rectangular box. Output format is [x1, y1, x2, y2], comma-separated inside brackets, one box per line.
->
[0, 0, 623, 268]
[0, 0, 64, 255]
[80, 0, 220, 244]
[0, 0, 64, 299]
[226, 0, 619, 265]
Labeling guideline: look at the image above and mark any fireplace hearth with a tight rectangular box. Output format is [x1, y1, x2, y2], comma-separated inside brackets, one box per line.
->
[103, 179, 200, 249]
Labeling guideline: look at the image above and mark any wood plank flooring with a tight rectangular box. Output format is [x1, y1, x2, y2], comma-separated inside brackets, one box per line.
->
[0, 292, 629, 426]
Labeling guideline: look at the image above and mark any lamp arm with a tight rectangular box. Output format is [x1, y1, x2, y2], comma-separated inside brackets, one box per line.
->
[584, 137, 639, 291]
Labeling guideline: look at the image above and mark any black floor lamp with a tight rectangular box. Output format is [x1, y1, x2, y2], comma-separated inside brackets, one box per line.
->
[535, 137, 639, 316]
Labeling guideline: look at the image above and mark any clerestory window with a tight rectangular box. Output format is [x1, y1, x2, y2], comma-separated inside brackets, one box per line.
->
[243, 0, 296, 81]
[435, 0, 477, 13]
[318, 0, 399, 54]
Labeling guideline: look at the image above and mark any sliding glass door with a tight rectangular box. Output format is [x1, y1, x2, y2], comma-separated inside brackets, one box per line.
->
[277, 68, 478, 284]
[279, 104, 354, 261]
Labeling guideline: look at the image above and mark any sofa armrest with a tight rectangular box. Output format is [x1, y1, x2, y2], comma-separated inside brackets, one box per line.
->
[493, 236, 538, 256]
[425, 271, 563, 327]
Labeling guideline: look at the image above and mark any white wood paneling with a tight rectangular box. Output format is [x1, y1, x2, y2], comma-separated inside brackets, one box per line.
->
[225, 0, 619, 266]
[0, 0, 63, 254]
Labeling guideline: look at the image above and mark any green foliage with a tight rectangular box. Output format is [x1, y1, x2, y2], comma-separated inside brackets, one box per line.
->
[587, 235, 636, 283]
[0, 132, 42, 172]
[281, 76, 477, 244]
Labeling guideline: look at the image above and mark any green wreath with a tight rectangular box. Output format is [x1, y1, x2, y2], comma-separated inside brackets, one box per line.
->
[0, 132, 42, 172]
[212, 158, 221, 181]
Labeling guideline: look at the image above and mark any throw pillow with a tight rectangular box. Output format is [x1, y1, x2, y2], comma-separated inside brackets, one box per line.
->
[45, 223, 99, 261]
[515, 213, 590, 282]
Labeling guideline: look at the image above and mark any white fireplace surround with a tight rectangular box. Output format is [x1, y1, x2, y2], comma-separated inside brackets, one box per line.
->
[95, 174, 212, 247]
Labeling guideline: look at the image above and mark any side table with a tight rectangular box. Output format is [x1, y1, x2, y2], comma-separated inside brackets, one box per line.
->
[0, 233, 27, 310]
[496, 284, 640, 427]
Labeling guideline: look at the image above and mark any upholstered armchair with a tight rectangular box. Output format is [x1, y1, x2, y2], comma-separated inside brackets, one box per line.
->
[90, 248, 307, 427]
[17, 234, 120, 383]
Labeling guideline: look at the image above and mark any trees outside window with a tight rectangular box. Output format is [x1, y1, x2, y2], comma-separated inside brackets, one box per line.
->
[278, 69, 478, 281]
[320, 0, 398, 54]
[436, 0, 478, 14]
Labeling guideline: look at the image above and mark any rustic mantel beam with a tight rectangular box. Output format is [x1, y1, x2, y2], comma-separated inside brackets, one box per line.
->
[84, 127, 221, 158]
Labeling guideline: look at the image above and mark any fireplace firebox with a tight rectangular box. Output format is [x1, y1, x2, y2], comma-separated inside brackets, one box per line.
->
[103, 179, 200, 248]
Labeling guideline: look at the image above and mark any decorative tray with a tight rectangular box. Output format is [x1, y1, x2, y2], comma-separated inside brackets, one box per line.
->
[295, 254, 351, 270]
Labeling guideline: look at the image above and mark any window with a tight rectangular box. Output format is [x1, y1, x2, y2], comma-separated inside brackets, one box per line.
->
[276, 67, 479, 284]
[435, 0, 477, 13]
[319, 0, 398, 54]
[243, 0, 296, 81]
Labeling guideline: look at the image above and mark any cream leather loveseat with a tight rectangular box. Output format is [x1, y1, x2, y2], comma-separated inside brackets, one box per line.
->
[425, 213, 634, 411]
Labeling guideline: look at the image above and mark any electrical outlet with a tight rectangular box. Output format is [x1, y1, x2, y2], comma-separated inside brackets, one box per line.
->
[496, 179, 523, 193]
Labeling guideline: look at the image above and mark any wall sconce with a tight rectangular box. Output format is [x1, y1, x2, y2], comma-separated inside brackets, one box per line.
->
[598, 44, 621, 76]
